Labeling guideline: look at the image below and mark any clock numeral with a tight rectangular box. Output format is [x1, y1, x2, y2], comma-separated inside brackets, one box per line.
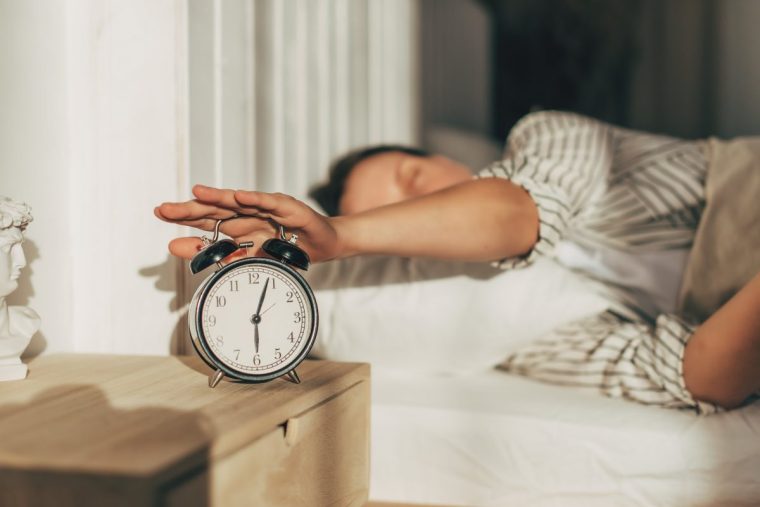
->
[248, 272, 260, 284]
[233, 349, 240, 360]
[274, 348, 282, 360]
[293, 311, 302, 323]
[216, 336, 224, 347]
[286, 291, 294, 303]
[229, 280, 239, 292]
[253, 354, 261, 366]
[208, 315, 217, 326]
[215, 295, 227, 307]
[287, 331, 295, 343]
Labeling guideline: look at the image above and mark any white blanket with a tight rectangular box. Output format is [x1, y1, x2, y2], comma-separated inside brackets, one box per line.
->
[306, 255, 612, 373]
[370, 368, 760, 506]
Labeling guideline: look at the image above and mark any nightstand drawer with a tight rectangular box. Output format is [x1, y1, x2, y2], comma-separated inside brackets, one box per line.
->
[163, 379, 370, 507]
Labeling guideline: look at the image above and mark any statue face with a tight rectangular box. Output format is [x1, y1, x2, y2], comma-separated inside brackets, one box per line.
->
[0, 229, 25, 298]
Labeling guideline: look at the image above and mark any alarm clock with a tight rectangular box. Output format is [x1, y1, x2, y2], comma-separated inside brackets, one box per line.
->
[187, 217, 318, 388]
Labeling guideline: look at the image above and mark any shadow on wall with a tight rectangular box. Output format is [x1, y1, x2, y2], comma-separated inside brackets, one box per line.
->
[8, 239, 47, 358]
[139, 254, 185, 313]
[13, 243, 191, 359]
[138, 254, 203, 356]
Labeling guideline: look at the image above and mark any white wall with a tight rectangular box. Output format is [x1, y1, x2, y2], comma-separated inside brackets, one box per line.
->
[0, 0, 72, 355]
[0, 0, 189, 356]
[0, 0, 421, 358]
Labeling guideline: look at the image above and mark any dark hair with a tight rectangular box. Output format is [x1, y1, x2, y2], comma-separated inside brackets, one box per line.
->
[308, 145, 430, 216]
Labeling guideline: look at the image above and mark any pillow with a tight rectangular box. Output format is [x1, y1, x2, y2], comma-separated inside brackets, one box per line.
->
[306, 255, 612, 374]
[424, 124, 504, 171]
[677, 137, 760, 322]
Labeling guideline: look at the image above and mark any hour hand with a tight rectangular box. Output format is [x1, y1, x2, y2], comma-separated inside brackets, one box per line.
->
[254, 321, 260, 353]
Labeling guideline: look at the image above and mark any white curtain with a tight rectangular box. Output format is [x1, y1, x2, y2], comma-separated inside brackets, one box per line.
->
[188, 0, 419, 197]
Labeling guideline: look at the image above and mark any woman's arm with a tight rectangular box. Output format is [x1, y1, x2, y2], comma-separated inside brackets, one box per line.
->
[683, 271, 760, 408]
[155, 178, 538, 264]
[333, 177, 538, 261]
[157, 112, 618, 265]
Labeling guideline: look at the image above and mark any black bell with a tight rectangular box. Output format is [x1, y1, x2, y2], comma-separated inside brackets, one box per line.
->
[190, 238, 239, 274]
[262, 238, 310, 271]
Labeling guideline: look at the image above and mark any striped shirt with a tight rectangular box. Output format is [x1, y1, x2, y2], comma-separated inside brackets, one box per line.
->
[478, 110, 719, 414]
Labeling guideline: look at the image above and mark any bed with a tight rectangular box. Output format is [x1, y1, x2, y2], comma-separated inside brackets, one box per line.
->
[369, 368, 760, 507]
[303, 131, 760, 506]
[305, 250, 760, 507]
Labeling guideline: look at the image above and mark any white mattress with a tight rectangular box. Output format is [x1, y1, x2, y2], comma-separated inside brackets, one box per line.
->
[369, 368, 760, 507]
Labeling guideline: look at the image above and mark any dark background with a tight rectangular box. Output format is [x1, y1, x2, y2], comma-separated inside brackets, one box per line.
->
[420, 0, 758, 146]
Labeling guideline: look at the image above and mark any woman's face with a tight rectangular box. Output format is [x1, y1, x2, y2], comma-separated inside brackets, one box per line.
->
[0, 229, 25, 298]
[339, 152, 472, 215]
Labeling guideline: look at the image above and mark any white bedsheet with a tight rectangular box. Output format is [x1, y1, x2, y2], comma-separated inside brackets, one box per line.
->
[370, 368, 760, 507]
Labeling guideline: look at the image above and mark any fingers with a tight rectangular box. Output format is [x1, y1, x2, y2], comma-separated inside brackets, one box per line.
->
[192, 185, 272, 218]
[157, 186, 319, 252]
[192, 184, 240, 209]
[234, 190, 313, 228]
[155, 187, 248, 233]
[234, 190, 291, 214]
[154, 208, 218, 232]
[155, 200, 237, 224]
[159, 186, 313, 223]
[168, 237, 204, 260]
[194, 185, 303, 224]
[168, 234, 269, 262]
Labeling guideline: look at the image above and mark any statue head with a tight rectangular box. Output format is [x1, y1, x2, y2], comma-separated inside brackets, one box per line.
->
[0, 197, 33, 298]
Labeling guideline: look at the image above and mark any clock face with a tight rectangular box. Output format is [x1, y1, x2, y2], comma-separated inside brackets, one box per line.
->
[197, 260, 316, 377]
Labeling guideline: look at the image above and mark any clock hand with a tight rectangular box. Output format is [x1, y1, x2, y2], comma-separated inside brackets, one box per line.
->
[254, 321, 260, 353]
[252, 277, 270, 355]
[255, 277, 270, 317]
[261, 302, 276, 316]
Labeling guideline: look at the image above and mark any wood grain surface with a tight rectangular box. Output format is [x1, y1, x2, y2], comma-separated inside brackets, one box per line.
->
[0, 354, 370, 506]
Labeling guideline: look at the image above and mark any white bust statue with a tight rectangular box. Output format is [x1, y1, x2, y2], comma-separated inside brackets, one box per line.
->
[0, 197, 40, 381]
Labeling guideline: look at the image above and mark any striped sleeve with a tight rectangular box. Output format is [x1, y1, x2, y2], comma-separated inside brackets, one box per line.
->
[477, 111, 614, 270]
[498, 311, 720, 415]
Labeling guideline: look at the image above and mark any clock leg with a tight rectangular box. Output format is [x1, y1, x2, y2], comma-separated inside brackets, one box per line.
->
[208, 368, 224, 388]
[286, 369, 301, 384]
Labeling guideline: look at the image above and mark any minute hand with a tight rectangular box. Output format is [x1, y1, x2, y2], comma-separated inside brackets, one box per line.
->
[255, 277, 270, 317]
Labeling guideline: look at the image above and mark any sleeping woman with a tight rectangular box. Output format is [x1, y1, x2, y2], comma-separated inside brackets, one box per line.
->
[155, 110, 760, 414]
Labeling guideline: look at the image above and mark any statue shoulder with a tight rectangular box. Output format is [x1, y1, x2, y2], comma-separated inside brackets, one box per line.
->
[8, 305, 41, 337]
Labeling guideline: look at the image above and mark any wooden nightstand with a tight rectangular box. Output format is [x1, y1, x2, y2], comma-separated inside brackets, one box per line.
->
[0, 354, 370, 507]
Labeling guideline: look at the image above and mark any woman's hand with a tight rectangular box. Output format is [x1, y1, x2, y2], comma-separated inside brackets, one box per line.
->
[155, 185, 343, 263]
[157, 178, 538, 265]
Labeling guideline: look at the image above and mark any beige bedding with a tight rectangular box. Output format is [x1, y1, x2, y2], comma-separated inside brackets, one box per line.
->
[678, 136, 760, 322]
